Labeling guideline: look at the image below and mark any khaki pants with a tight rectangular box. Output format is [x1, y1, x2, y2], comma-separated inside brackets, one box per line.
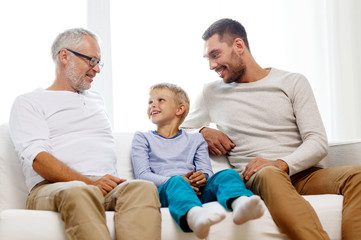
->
[27, 179, 161, 240]
[246, 166, 361, 240]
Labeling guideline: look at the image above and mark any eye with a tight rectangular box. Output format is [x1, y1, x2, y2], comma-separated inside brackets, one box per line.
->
[159, 98, 165, 102]
[212, 53, 219, 59]
[148, 100, 153, 105]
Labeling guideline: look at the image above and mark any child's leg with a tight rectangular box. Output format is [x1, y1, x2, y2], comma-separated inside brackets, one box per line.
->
[186, 206, 226, 239]
[159, 175, 225, 239]
[201, 169, 264, 224]
[231, 195, 264, 224]
[158, 175, 202, 231]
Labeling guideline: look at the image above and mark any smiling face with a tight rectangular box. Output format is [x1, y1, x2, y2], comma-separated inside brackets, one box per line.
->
[204, 34, 246, 84]
[148, 88, 182, 127]
[64, 35, 101, 92]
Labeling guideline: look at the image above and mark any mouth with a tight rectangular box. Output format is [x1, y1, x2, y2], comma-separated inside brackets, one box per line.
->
[215, 66, 226, 77]
[86, 73, 95, 82]
[150, 111, 160, 117]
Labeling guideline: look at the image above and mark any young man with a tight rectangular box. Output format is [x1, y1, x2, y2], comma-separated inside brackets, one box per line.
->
[131, 83, 264, 239]
[181, 18, 361, 240]
[9, 28, 161, 240]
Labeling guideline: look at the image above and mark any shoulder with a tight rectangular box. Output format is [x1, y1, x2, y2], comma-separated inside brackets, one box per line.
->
[203, 80, 224, 93]
[133, 130, 157, 142]
[181, 130, 206, 143]
[270, 68, 308, 85]
[133, 131, 149, 139]
[12, 88, 45, 108]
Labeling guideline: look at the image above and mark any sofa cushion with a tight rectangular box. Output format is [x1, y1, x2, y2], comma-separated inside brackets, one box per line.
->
[0, 195, 343, 240]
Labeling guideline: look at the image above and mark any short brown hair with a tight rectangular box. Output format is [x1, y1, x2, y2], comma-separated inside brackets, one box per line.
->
[202, 18, 250, 51]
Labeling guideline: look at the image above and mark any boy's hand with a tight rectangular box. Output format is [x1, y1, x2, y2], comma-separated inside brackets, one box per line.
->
[183, 170, 201, 195]
[190, 171, 206, 187]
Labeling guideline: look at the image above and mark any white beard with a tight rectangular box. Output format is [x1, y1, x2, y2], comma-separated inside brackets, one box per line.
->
[65, 60, 90, 93]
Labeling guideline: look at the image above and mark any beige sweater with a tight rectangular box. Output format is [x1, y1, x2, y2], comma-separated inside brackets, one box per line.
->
[181, 68, 328, 176]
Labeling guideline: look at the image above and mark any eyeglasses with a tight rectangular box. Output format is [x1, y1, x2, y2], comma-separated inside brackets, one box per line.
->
[65, 48, 104, 69]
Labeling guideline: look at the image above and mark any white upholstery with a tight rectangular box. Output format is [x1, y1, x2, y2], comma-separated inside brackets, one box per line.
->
[1, 122, 360, 239]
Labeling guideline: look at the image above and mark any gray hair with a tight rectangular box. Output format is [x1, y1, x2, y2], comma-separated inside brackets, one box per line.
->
[51, 28, 99, 62]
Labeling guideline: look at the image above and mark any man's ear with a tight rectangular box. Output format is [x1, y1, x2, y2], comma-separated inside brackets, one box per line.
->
[58, 48, 70, 65]
[176, 104, 186, 117]
[233, 38, 245, 55]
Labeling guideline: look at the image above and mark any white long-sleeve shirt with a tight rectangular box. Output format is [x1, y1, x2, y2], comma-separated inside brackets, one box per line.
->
[9, 88, 118, 191]
[181, 68, 328, 176]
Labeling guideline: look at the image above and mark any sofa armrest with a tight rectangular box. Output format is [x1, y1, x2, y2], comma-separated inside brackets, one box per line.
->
[320, 139, 361, 167]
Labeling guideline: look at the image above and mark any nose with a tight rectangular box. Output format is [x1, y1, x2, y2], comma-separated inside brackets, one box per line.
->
[209, 59, 217, 70]
[92, 64, 101, 73]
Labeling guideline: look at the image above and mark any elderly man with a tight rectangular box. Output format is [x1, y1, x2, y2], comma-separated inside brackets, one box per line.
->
[182, 18, 361, 240]
[9, 28, 161, 240]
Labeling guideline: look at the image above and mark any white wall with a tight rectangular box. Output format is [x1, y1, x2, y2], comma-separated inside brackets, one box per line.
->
[1, 0, 360, 142]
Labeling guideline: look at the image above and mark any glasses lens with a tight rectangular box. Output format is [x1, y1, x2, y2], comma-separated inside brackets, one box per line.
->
[90, 58, 104, 69]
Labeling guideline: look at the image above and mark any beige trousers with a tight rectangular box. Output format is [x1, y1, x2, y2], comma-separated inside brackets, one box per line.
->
[27, 179, 161, 240]
[246, 165, 361, 240]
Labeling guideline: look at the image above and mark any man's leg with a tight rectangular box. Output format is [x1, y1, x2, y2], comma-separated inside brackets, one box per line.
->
[27, 180, 111, 240]
[291, 166, 361, 240]
[104, 180, 161, 240]
[246, 166, 329, 240]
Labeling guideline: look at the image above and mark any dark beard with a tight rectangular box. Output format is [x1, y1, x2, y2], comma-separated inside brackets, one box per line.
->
[228, 64, 246, 83]
[224, 50, 246, 83]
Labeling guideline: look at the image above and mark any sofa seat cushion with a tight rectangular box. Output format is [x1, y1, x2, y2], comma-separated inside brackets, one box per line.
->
[0, 195, 343, 240]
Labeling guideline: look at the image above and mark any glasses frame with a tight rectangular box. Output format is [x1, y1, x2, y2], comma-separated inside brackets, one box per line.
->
[65, 48, 104, 69]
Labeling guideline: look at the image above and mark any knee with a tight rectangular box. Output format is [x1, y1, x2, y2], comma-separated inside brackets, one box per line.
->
[116, 180, 160, 207]
[252, 166, 290, 189]
[122, 180, 159, 197]
[341, 166, 361, 182]
[59, 184, 103, 207]
[221, 169, 240, 177]
[130, 179, 158, 192]
[213, 169, 241, 180]
[168, 175, 186, 184]
[257, 166, 287, 179]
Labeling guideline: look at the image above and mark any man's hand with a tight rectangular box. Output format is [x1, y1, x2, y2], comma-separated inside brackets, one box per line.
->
[242, 157, 289, 182]
[200, 127, 236, 156]
[91, 174, 126, 196]
[183, 171, 202, 195]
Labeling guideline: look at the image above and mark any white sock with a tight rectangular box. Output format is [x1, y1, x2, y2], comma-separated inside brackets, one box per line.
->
[231, 195, 265, 225]
[186, 206, 226, 239]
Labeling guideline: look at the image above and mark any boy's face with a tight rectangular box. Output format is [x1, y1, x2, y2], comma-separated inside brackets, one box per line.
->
[148, 88, 180, 126]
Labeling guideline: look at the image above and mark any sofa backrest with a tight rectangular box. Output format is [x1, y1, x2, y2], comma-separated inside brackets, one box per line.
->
[0, 124, 28, 210]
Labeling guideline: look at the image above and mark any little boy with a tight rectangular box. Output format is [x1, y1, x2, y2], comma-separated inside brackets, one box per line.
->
[131, 83, 264, 239]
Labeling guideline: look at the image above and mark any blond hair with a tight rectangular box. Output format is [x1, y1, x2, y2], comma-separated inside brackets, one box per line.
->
[149, 83, 190, 124]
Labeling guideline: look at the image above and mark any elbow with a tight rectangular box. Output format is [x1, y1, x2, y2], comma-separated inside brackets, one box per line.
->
[318, 135, 328, 159]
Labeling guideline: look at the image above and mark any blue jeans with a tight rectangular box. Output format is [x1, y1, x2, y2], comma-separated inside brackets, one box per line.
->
[158, 169, 253, 231]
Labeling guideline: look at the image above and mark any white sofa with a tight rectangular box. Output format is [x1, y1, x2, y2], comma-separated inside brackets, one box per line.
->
[1, 122, 360, 240]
